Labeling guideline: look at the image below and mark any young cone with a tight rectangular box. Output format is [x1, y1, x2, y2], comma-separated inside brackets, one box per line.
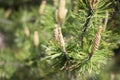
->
[58, 0, 67, 24]
[34, 31, 39, 47]
[39, 0, 46, 15]
[4, 8, 12, 19]
[59, 8, 67, 24]
[90, 26, 102, 57]
[59, 0, 65, 9]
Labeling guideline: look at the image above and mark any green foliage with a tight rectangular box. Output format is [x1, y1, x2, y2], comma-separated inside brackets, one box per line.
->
[45, 0, 120, 79]
[0, 0, 120, 80]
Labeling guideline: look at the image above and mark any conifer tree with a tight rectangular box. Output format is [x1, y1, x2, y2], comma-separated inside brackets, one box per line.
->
[0, 0, 120, 80]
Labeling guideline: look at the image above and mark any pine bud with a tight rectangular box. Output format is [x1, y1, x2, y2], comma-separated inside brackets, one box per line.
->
[24, 27, 30, 37]
[58, 0, 67, 24]
[58, 27, 66, 53]
[39, 0, 46, 15]
[89, 0, 99, 9]
[55, 8, 67, 24]
[4, 8, 12, 19]
[34, 31, 39, 47]
[59, 8, 67, 24]
[91, 26, 102, 55]
[59, 0, 65, 8]
[54, 24, 59, 42]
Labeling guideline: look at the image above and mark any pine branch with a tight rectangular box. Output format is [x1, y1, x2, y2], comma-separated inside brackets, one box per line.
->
[81, 8, 93, 48]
